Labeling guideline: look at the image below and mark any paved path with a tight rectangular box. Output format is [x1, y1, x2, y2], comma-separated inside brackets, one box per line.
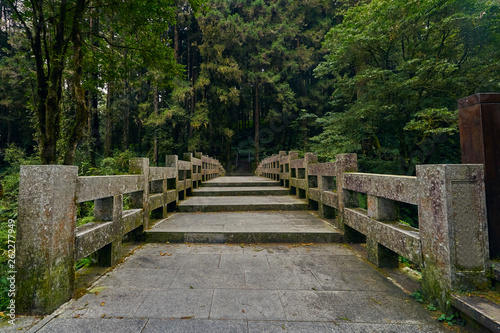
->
[30, 243, 448, 332]
[178, 196, 308, 212]
[202, 176, 281, 187]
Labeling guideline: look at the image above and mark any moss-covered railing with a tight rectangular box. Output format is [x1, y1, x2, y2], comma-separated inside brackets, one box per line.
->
[16, 152, 224, 315]
[257, 151, 490, 310]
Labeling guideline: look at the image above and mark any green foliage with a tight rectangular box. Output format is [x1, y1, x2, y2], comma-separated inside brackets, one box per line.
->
[75, 257, 92, 271]
[438, 312, 465, 326]
[411, 290, 424, 303]
[191, 0, 344, 162]
[399, 202, 419, 228]
[314, 0, 500, 174]
[358, 193, 367, 210]
[400, 256, 421, 271]
[78, 150, 136, 176]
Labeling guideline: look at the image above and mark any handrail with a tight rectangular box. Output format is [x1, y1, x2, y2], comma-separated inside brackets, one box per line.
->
[257, 151, 490, 311]
[16, 152, 225, 315]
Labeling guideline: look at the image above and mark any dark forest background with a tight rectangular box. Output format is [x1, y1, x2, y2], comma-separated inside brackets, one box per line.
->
[0, 0, 499, 311]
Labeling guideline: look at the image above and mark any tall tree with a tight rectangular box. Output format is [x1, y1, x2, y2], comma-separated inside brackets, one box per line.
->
[314, 0, 500, 173]
[6, 0, 202, 164]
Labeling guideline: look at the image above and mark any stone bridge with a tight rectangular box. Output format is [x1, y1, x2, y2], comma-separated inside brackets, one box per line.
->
[12, 93, 500, 332]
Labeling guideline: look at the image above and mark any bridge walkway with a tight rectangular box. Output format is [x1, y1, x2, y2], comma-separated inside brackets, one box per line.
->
[26, 176, 466, 332]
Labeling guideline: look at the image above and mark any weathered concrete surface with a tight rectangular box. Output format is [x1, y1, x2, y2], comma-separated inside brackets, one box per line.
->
[178, 196, 308, 212]
[192, 186, 289, 196]
[343, 208, 422, 266]
[203, 176, 280, 187]
[343, 173, 418, 205]
[417, 164, 490, 309]
[76, 175, 144, 203]
[16, 165, 78, 315]
[24, 243, 452, 333]
[145, 211, 341, 243]
[452, 294, 500, 332]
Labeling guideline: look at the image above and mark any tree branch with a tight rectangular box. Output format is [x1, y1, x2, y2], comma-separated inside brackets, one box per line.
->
[87, 31, 153, 52]
[5, 0, 32, 40]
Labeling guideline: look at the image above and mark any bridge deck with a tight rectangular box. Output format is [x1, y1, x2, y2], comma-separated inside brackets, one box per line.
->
[23, 176, 462, 332]
[34, 243, 447, 332]
[146, 211, 341, 243]
[202, 176, 281, 187]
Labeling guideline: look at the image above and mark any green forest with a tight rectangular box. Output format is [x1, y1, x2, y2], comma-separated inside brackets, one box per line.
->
[0, 0, 499, 311]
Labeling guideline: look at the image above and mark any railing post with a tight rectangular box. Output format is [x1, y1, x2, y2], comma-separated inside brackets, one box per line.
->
[184, 153, 193, 196]
[93, 194, 123, 266]
[417, 164, 490, 309]
[336, 154, 360, 242]
[194, 152, 202, 187]
[304, 152, 318, 207]
[129, 158, 150, 229]
[366, 196, 400, 268]
[278, 151, 287, 187]
[95, 193, 123, 267]
[16, 165, 78, 315]
[166, 155, 179, 204]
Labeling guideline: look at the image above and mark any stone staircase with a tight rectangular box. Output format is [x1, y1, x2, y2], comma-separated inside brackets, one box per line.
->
[145, 176, 341, 243]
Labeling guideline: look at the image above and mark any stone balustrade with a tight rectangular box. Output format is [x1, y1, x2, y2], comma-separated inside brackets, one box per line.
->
[16, 153, 224, 315]
[257, 151, 490, 310]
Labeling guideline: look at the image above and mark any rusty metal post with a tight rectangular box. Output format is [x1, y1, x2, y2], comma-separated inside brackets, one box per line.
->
[458, 93, 500, 258]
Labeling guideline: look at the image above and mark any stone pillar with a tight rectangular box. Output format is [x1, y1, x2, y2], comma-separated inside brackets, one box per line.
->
[279, 151, 289, 188]
[166, 155, 179, 206]
[129, 158, 150, 229]
[336, 154, 361, 242]
[417, 164, 490, 309]
[367, 238, 399, 268]
[458, 93, 500, 258]
[195, 153, 203, 187]
[304, 152, 318, 207]
[92, 194, 123, 266]
[16, 165, 78, 315]
[366, 195, 400, 267]
[107, 194, 124, 266]
[184, 153, 193, 196]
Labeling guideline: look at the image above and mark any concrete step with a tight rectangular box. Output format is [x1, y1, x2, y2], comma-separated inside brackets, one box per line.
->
[192, 186, 289, 197]
[177, 196, 308, 212]
[202, 176, 280, 188]
[145, 211, 342, 243]
[452, 294, 500, 331]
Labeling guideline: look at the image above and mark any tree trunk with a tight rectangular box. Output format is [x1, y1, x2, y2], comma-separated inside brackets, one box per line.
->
[89, 13, 100, 166]
[104, 81, 113, 156]
[122, 77, 130, 151]
[33, 1, 69, 164]
[254, 81, 260, 166]
[63, 0, 89, 165]
[153, 85, 159, 165]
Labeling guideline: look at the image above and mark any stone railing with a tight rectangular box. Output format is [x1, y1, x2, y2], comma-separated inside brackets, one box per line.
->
[16, 152, 224, 315]
[257, 151, 490, 309]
